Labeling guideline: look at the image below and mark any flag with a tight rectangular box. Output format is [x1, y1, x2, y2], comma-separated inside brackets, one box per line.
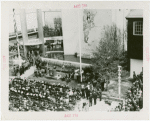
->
[13, 9, 19, 43]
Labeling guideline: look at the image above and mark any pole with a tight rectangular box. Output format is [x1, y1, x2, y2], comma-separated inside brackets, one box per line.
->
[20, 9, 28, 58]
[17, 39, 21, 67]
[37, 9, 45, 56]
[13, 9, 21, 77]
[78, 9, 82, 83]
[118, 66, 121, 99]
[123, 9, 124, 54]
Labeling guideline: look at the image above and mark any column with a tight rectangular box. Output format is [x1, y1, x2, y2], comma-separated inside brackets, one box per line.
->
[20, 9, 28, 58]
[37, 9, 45, 56]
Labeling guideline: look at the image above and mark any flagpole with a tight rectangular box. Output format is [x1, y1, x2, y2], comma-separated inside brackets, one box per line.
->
[78, 9, 82, 83]
[13, 9, 21, 77]
[118, 66, 121, 99]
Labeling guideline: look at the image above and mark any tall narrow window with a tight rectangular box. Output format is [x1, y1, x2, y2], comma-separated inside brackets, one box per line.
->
[133, 21, 143, 35]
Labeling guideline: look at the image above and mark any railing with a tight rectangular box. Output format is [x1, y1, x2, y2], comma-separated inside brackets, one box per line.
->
[9, 31, 38, 39]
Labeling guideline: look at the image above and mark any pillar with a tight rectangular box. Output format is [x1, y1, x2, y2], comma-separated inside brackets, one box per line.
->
[37, 9, 45, 56]
[20, 9, 28, 58]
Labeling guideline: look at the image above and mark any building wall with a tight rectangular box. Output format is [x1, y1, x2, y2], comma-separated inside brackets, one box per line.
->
[62, 9, 130, 57]
[130, 59, 143, 78]
[127, 18, 143, 60]
[9, 9, 130, 58]
[61, 9, 80, 55]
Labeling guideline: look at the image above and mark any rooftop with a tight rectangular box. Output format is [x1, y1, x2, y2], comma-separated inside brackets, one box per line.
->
[126, 9, 143, 18]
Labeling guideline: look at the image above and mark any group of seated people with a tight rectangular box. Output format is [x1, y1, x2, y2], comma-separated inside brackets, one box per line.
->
[115, 71, 143, 111]
[9, 76, 104, 111]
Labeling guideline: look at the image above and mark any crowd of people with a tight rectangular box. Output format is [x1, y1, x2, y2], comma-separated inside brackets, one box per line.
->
[115, 71, 143, 111]
[10, 50, 143, 112]
[9, 77, 103, 111]
[10, 55, 105, 111]
[33, 59, 110, 91]
[12, 50, 36, 76]
[13, 60, 31, 76]
[9, 43, 24, 52]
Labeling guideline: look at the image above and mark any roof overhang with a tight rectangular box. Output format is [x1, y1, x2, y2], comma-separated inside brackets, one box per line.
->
[126, 16, 143, 19]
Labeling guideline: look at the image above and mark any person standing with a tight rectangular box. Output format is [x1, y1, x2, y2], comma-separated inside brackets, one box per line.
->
[86, 83, 90, 99]
[100, 78, 105, 91]
[93, 89, 97, 105]
[81, 83, 85, 98]
[98, 88, 102, 101]
[89, 92, 93, 107]
[85, 86, 89, 100]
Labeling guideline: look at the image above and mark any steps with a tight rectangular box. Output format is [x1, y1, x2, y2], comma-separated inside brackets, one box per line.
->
[20, 66, 35, 79]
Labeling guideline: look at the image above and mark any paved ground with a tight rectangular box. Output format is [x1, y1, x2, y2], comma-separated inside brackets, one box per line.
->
[73, 98, 119, 112]
[21, 66, 35, 79]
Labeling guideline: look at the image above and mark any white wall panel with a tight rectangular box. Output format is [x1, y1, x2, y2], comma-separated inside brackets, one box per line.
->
[130, 59, 143, 78]
[62, 9, 80, 55]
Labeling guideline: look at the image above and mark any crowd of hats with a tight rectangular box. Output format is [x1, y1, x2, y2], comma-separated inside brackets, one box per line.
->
[9, 78, 82, 111]
[9, 75, 106, 112]
[114, 71, 143, 111]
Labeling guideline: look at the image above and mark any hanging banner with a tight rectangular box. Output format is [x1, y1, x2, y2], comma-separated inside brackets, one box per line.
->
[82, 9, 112, 58]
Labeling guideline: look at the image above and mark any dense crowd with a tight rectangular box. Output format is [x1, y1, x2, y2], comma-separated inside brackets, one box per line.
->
[10, 55, 105, 111]
[9, 43, 23, 52]
[115, 71, 143, 111]
[10, 51, 143, 112]
[9, 77, 103, 111]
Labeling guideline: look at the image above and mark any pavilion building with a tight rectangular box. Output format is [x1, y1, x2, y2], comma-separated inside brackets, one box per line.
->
[126, 9, 143, 78]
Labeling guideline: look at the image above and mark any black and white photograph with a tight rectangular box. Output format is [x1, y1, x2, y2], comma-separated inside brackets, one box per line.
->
[1, 1, 150, 120]
[8, 9, 143, 112]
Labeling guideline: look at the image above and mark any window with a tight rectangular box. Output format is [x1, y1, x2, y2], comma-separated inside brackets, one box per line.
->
[133, 21, 143, 35]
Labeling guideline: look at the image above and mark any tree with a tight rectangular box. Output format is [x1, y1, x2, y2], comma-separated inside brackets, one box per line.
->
[54, 17, 62, 36]
[91, 24, 124, 78]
